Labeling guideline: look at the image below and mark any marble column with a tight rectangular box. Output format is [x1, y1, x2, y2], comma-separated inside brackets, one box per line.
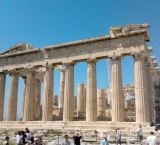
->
[21, 78, 27, 120]
[74, 96, 77, 112]
[59, 69, 65, 117]
[97, 89, 106, 119]
[86, 59, 97, 122]
[134, 55, 150, 122]
[83, 86, 86, 115]
[0, 73, 6, 121]
[35, 80, 41, 117]
[7, 72, 19, 121]
[145, 64, 154, 121]
[42, 67, 54, 121]
[77, 83, 85, 118]
[111, 58, 125, 122]
[63, 63, 74, 121]
[23, 71, 36, 121]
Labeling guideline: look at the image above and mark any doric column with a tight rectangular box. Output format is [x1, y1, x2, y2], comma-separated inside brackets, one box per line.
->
[21, 78, 27, 120]
[111, 58, 125, 122]
[42, 66, 54, 121]
[23, 71, 36, 121]
[97, 89, 106, 119]
[63, 63, 74, 121]
[134, 55, 150, 122]
[86, 59, 97, 122]
[59, 69, 65, 117]
[7, 72, 19, 121]
[145, 64, 154, 121]
[0, 73, 6, 121]
[74, 96, 77, 112]
[35, 80, 41, 117]
[77, 83, 85, 118]
[83, 86, 86, 115]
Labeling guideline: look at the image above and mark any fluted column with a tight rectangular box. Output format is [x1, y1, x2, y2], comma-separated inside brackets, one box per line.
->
[7, 72, 19, 121]
[77, 83, 85, 118]
[59, 69, 65, 117]
[97, 89, 106, 119]
[23, 71, 36, 121]
[111, 58, 125, 122]
[86, 59, 97, 122]
[134, 55, 150, 122]
[63, 63, 74, 121]
[83, 86, 86, 115]
[42, 67, 54, 121]
[21, 78, 27, 120]
[74, 96, 77, 112]
[35, 80, 41, 117]
[145, 64, 154, 121]
[0, 73, 6, 121]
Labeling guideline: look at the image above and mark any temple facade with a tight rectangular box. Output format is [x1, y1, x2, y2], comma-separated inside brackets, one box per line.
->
[0, 24, 160, 126]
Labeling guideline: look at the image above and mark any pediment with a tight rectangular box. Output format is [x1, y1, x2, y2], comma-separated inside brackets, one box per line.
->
[0, 43, 33, 55]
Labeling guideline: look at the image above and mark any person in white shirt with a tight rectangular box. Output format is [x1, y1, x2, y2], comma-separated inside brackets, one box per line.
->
[25, 130, 32, 143]
[16, 131, 22, 145]
[146, 131, 159, 145]
[137, 125, 143, 143]
[101, 136, 109, 145]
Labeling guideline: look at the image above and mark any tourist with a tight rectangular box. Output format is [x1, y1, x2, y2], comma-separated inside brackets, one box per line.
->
[21, 131, 27, 144]
[25, 128, 29, 133]
[137, 125, 143, 143]
[73, 132, 82, 145]
[3, 136, 9, 145]
[146, 131, 159, 145]
[25, 130, 32, 143]
[61, 135, 70, 145]
[101, 136, 109, 145]
[115, 128, 121, 145]
[16, 131, 22, 145]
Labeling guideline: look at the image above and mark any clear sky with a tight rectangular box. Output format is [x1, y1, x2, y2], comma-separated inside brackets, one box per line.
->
[0, 0, 160, 119]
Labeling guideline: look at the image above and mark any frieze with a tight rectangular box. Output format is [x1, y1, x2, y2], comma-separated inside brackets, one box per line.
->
[0, 34, 146, 71]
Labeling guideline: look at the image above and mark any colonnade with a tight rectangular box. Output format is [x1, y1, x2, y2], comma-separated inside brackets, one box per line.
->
[0, 54, 154, 123]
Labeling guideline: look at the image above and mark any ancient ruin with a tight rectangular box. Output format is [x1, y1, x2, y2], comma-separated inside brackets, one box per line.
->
[0, 24, 160, 130]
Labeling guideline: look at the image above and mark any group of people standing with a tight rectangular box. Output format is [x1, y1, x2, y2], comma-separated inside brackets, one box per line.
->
[3, 126, 159, 145]
[3, 127, 44, 145]
[61, 132, 82, 145]
[137, 125, 159, 145]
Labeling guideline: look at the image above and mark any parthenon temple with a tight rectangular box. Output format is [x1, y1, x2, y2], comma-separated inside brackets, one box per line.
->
[0, 24, 160, 129]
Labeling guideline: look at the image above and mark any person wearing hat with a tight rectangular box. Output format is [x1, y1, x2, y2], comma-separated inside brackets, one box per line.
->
[101, 136, 109, 145]
[3, 136, 9, 145]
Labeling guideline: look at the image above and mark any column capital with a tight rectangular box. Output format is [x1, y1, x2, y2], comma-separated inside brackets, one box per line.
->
[8, 69, 19, 75]
[0, 72, 6, 75]
[86, 58, 98, 63]
[109, 55, 123, 60]
[132, 52, 148, 59]
[64, 62, 77, 66]
[60, 68, 66, 72]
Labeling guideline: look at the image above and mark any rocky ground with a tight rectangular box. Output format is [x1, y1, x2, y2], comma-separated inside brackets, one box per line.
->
[0, 128, 159, 145]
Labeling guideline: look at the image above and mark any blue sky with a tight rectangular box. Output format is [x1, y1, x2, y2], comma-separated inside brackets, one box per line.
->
[0, 0, 160, 119]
